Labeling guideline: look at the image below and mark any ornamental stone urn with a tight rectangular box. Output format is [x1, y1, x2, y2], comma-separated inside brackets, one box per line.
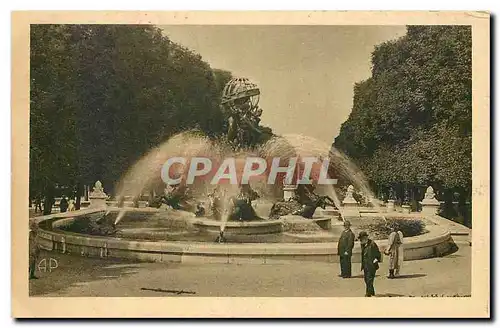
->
[89, 180, 108, 208]
[420, 186, 441, 216]
[341, 185, 360, 217]
[386, 200, 396, 212]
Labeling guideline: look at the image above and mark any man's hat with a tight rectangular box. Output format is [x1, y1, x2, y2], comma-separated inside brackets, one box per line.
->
[357, 231, 368, 240]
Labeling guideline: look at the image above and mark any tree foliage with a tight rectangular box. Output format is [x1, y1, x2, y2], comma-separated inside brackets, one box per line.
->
[30, 25, 255, 205]
[334, 26, 472, 196]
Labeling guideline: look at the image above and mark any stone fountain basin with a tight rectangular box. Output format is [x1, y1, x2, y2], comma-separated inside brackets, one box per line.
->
[190, 215, 337, 235]
[192, 218, 283, 235]
[31, 207, 458, 264]
[280, 215, 342, 232]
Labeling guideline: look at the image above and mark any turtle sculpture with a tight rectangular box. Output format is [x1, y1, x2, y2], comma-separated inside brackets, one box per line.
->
[226, 184, 262, 221]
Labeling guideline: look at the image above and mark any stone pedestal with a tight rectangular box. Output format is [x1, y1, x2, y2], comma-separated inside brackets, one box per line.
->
[386, 199, 395, 212]
[401, 204, 411, 214]
[89, 180, 108, 209]
[89, 196, 107, 208]
[420, 186, 441, 216]
[314, 206, 340, 219]
[342, 185, 360, 217]
[342, 205, 360, 218]
[421, 202, 440, 216]
[318, 206, 338, 216]
[283, 184, 297, 201]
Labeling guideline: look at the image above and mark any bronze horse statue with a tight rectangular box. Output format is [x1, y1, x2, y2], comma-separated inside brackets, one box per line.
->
[269, 194, 336, 220]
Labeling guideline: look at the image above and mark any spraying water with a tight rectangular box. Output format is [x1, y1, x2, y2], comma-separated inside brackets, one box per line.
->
[114, 209, 127, 225]
[218, 184, 238, 233]
[112, 131, 384, 227]
[113, 131, 220, 225]
[259, 134, 382, 209]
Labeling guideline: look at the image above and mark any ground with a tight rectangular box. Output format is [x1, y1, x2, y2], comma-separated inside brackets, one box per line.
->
[29, 243, 470, 297]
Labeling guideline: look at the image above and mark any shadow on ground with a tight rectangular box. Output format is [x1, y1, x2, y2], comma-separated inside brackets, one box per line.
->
[140, 287, 197, 295]
[29, 250, 177, 296]
[393, 273, 427, 279]
[348, 273, 426, 279]
[375, 293, 406, 297]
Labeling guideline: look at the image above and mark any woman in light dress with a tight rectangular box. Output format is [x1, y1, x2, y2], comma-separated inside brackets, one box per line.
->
[67, 199, 76, 211]
[385, 228, 404, 278]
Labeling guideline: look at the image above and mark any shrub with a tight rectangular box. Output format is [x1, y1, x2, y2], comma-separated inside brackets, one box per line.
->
[61, 213, 117, 236]
[360, 217, 426, 240]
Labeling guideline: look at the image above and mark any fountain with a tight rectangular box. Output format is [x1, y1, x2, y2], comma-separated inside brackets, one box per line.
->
[32, 77, 458, 264]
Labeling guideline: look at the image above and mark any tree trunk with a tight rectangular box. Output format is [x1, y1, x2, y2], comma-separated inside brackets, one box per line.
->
[84, 185, 89, 201]
[75, 182, 82, 210]
[441, 189, 455, 220]
[457, 188, 470, 228]
[410, 185, 419, 212]
[42, 184, 55, 215]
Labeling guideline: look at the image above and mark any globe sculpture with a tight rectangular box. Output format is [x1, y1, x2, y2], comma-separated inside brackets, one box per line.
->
[221, 77, 263, 148]
[221, 77, 261, 114]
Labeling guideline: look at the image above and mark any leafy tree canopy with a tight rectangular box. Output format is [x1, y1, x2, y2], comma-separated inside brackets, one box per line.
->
[30, 25, 271, 202]
[334, 26, 471, 193]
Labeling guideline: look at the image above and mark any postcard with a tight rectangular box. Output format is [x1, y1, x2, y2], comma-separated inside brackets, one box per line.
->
[12, 10, 490, 318]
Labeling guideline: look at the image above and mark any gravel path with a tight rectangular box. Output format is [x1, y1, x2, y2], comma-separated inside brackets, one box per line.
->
[30, 243, 470, 297]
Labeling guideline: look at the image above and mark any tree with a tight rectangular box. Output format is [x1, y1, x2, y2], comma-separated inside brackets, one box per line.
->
[30, 25, 273, 209]
[30, 25, 79, 213]
[334, 26, 472, 209]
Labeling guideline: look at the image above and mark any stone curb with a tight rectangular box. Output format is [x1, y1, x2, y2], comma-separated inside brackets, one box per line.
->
[33, 208, 457, 264]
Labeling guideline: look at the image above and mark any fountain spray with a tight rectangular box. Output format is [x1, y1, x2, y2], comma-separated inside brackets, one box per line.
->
[215, 229, 226, 243]
[114, 209, 127, 226]
[215, 209, 229, 243]
[216, 211, 227, 243]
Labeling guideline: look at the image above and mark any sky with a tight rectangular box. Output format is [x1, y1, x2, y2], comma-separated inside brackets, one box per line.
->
[159, 25, 407, 145]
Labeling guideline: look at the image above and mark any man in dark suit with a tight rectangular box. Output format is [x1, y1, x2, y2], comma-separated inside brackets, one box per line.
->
[337, 220, 355, 278]
[359, 231, 382, 297]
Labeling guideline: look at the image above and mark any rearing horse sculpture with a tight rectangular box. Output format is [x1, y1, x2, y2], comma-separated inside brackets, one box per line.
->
[269, 193, 336, 220]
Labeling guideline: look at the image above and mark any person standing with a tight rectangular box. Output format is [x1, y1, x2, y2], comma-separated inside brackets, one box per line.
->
[385, 228, 404, 278]
[59, 196, 69, 213]
[34, 194, 42, 213]
[29, 222, 40, 280]
[337, 220, 355, 278]
[67, 199, 75, 212]
[359, 231, 381, 297]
